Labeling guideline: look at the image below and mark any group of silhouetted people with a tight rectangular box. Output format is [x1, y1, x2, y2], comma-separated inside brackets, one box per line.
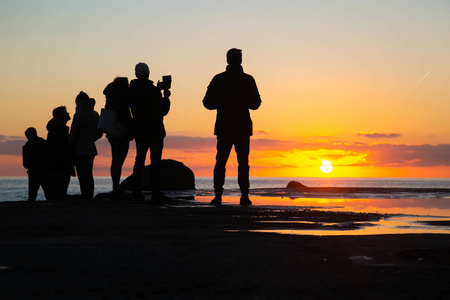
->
[23, 94, 102, 201]
[23, 48, 261, 205]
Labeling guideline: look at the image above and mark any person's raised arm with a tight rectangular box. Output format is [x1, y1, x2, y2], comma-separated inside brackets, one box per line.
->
[161, 89, 171, 116]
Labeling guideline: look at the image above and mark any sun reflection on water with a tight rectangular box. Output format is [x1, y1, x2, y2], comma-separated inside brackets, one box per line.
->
[253, 216, 450, 236]
[194, 195, 450, 236]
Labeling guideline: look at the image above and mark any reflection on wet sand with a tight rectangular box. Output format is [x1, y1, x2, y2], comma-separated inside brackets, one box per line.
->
[254, 216, 450, 236]
[193, 196, 450, 236]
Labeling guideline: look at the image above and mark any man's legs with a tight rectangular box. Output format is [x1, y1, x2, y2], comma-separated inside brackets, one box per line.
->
[149, 138, 171, 201]
[149, 138, 165, 199]
[235, 136, 251, 205]
[109, 137, 130, 193]
[27, 172, 39, 201]
[40, 172, 51, 200]
[235, 136, 250, 194]
[49, 170, 70, 201]
[212, 136, 233, 204]
[75, 155, 95, 199]
[132, 139, 149, 200]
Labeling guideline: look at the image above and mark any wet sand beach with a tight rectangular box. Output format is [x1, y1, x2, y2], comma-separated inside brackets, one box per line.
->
[0, 197, 449, 299]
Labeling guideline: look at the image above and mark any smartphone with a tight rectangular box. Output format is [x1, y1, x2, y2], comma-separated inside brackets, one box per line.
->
[162, 75, 172, 89]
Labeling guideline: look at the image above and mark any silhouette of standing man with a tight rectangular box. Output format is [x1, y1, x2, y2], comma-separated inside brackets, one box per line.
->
[46, 106, 74, 200]
[129, 62, 171, 201]
[203, 48, 261, 205]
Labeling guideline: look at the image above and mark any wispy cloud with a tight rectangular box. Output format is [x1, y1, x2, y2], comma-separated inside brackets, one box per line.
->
[0, 135, 23, 141]
[412, 71, 431, 88]
[364, 143, 450, 167]
[260, 143, 450, 168]
[0, 135, 26, 156]
[164, 136, 216, 151]
[311, 135, 335, 139]
[253, 130, 270, 135]
[357, 131, 401, 139]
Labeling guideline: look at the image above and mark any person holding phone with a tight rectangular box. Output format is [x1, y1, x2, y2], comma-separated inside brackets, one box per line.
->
[129, 62, 171, 202]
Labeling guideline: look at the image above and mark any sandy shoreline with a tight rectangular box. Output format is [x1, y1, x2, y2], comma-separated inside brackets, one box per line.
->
[0, 198, 449, 299]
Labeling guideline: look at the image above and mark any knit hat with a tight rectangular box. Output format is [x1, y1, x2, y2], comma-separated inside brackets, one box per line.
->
[135, 62, 150, 78]
[75, 91, 89, 104]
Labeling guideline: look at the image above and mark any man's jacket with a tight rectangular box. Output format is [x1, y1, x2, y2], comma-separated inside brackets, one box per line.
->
[203, 65, 261, 136]
[129, 78, 170, 141]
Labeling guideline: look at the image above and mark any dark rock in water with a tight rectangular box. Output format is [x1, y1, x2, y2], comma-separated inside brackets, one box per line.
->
[120, 159, 195, 191]
[94, 192, 112, 200]
[286, 181, 308, 189]
[94, 192, 134, 201]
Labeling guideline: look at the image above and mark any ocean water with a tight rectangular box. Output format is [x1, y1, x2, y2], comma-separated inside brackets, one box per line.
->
[1, 176, 449, 202]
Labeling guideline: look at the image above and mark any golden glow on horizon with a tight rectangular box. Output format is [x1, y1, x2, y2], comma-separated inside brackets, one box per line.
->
[250, 149, 370, 177]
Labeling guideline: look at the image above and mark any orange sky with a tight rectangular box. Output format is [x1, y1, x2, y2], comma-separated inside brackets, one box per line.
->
[3, 135, 450, 178]
[1, 1, 450, 178]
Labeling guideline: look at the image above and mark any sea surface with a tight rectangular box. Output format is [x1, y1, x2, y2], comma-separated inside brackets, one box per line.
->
[2, 176, 449, 202]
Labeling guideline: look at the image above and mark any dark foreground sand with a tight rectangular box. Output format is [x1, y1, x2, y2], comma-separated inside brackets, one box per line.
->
[0, 198, 449, 299]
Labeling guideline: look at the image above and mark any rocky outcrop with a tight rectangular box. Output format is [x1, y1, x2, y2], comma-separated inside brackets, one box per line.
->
[120, 159, 195, 190]
[286, 181, 308, 189]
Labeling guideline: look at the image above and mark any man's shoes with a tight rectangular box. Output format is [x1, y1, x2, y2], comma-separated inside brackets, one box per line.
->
[210, 196, 222, 206]
[240, 195, 252, 206]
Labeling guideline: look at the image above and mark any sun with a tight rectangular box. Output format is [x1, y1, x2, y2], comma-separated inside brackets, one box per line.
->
[320, 160, 333, 174]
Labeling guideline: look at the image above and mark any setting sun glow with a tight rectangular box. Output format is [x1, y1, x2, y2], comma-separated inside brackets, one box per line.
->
[320, 160, 333, 174]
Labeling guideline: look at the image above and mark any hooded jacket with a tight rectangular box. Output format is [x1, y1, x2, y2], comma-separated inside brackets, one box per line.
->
[203, 65, 261, 136]
[47, 117, 72, 172]
[69, 98, 102, 156]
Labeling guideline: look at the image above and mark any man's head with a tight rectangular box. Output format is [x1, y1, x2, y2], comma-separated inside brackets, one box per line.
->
[227, 48, 242, 66]
[24, 127, 37, 140]
[52, 106, 71, 123]
[135, 62, 150, 79]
